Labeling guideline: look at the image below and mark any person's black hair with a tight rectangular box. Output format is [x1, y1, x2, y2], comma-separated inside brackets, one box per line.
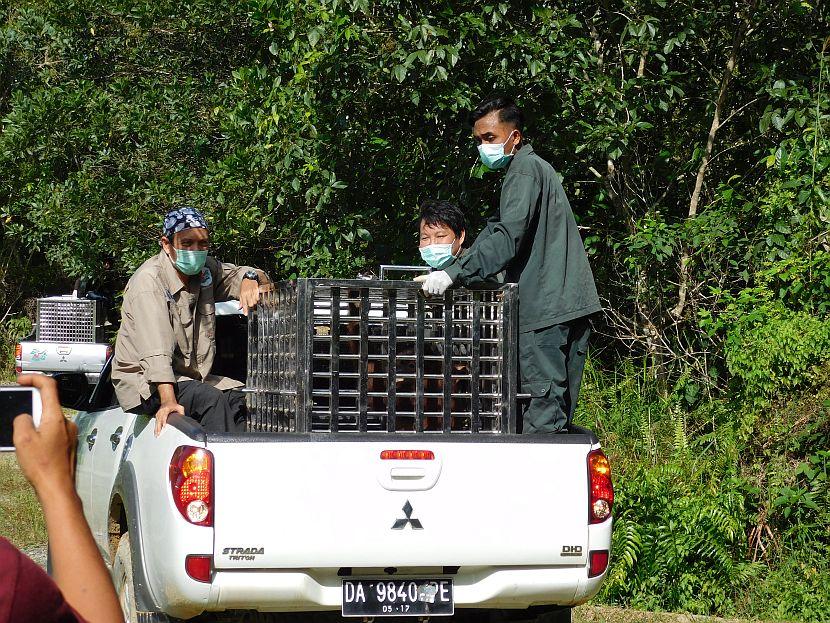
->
[419, 199, 466, 238]
[468, 95, 524, 132]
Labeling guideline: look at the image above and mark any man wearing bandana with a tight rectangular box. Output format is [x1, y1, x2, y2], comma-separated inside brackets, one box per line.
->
[112, 207, 265, 435]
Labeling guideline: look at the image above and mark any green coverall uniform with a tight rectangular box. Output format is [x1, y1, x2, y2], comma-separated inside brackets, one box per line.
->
[444, 144, 601, 432]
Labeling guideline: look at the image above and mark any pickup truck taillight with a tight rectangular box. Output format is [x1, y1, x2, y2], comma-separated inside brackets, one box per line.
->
[170, 447, 213, 526]
[588, 449, 613, 524]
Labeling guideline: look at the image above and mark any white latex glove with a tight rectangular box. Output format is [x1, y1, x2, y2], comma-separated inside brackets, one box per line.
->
[413, 270, 454, 296]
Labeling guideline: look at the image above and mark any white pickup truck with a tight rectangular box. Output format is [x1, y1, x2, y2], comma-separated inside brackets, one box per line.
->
[63, 280, 613, 623]
[17, 293, 111, 384]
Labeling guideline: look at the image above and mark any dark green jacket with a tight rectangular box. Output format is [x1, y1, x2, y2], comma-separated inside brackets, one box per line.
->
[444, 144, 601, 332]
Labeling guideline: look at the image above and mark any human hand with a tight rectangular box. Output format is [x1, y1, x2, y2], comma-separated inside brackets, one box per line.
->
[13, 374, 78, 498]
[413, 270, 454, 296]
[239, 278, 261, 316]
[154, 401, 185, 437]
[14, 381, 123, 623]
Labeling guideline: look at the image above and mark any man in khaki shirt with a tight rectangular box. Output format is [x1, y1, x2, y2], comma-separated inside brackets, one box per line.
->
[113, 207, 264, 435]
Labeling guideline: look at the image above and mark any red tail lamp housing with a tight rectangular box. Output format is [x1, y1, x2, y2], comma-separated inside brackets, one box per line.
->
[185, 555, 213, 583]
[170, 446, 213, 527]
[381, 450, 435, 460]
[588, 449, 613, 524]
[589, 550, 609, 578]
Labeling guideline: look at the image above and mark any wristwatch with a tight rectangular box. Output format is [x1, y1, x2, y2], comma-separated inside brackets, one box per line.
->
[243, 270, 260, 283]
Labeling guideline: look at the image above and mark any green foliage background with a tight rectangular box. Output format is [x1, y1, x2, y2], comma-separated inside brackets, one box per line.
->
[0, 0, 829, 619]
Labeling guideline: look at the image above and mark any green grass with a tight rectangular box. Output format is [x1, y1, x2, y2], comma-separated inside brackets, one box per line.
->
[0, 452, 46, 549]
[574, 605, 788, 623]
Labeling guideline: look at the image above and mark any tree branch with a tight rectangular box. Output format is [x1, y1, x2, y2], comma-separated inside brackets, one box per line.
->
[671, 0, 758, 319]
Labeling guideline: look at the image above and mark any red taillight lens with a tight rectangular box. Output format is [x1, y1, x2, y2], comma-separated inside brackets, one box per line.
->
[380, 450, 435, 460]
[14, 344, 22, 373]
[170, 447, 213, 526]
[185, 555, 213, 583]
[588, 449, 613, 524]
[588, 550, 609, 578]
[105, 345, 113, 361]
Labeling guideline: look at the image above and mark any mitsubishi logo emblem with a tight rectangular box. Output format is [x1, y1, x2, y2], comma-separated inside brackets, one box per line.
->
[391, 500, 423, 530]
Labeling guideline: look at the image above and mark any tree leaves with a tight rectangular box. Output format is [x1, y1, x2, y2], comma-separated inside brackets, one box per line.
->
[0, 0, 829, 371]
[393, 64, 407, 83]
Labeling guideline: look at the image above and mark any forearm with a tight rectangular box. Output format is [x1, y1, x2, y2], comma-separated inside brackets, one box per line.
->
[447, 224, 521, 284]
[39, 482, 122, 623]
[212, 259, 268, 301]
[155, 381, 177, 404]
[150, 382, 184, 435]
[450, 174, 539, 284]
[235, 268, 269, 295]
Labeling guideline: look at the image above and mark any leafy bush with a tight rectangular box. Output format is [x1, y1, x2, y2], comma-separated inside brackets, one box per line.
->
[0, 315, 33, 381]
[579, 360, 830, 619]
[579, 361, 753, 614]
[601, 464, 758, 615]
[743, 553, 830, 623]
[723, 301, 830, 404]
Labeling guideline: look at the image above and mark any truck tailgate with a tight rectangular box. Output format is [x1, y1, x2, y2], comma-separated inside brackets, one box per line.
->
[211, 439, 590, 569]
[18, 341, 109, 374]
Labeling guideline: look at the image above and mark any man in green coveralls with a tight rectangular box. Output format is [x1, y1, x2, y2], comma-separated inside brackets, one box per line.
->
[415, 96, 601, 433]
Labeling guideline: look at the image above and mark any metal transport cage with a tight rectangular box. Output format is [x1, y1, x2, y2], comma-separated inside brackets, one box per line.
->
[246, 279, 519, 434]
[35, 296, 103, 343]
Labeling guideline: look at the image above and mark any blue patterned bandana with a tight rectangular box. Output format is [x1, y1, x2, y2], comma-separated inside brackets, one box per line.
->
[162, 207, 208, 239]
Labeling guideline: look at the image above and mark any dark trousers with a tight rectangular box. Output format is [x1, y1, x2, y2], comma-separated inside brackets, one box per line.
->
[133, 381, 247, 433]
[518, 317, 591, 433]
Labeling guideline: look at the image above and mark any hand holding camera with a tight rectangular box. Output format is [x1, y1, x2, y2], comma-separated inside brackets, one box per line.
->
[0, 381, 42, 451]
[0, 374, 122, 623]
[9, 374, 78, 497]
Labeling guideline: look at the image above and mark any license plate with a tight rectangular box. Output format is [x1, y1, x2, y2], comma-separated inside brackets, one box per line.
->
[342, 579, 454, 617]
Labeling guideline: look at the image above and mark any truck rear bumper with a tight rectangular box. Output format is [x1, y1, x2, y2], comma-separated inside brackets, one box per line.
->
[17, 340, 109, 377]
[203, 566, 607, 613]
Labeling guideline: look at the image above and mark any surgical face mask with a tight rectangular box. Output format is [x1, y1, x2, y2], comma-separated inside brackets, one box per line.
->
[171, 248, 208, 276]
[419, 240, 458, 269]
[477, 131, 517, 170]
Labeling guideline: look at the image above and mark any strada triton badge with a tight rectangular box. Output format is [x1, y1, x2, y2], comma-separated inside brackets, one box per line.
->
[223, 547, 265, 561]
[392, 501, 423, 530]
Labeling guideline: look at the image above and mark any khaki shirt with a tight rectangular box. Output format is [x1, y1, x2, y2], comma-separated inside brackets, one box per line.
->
[112, 251, 255, 411]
